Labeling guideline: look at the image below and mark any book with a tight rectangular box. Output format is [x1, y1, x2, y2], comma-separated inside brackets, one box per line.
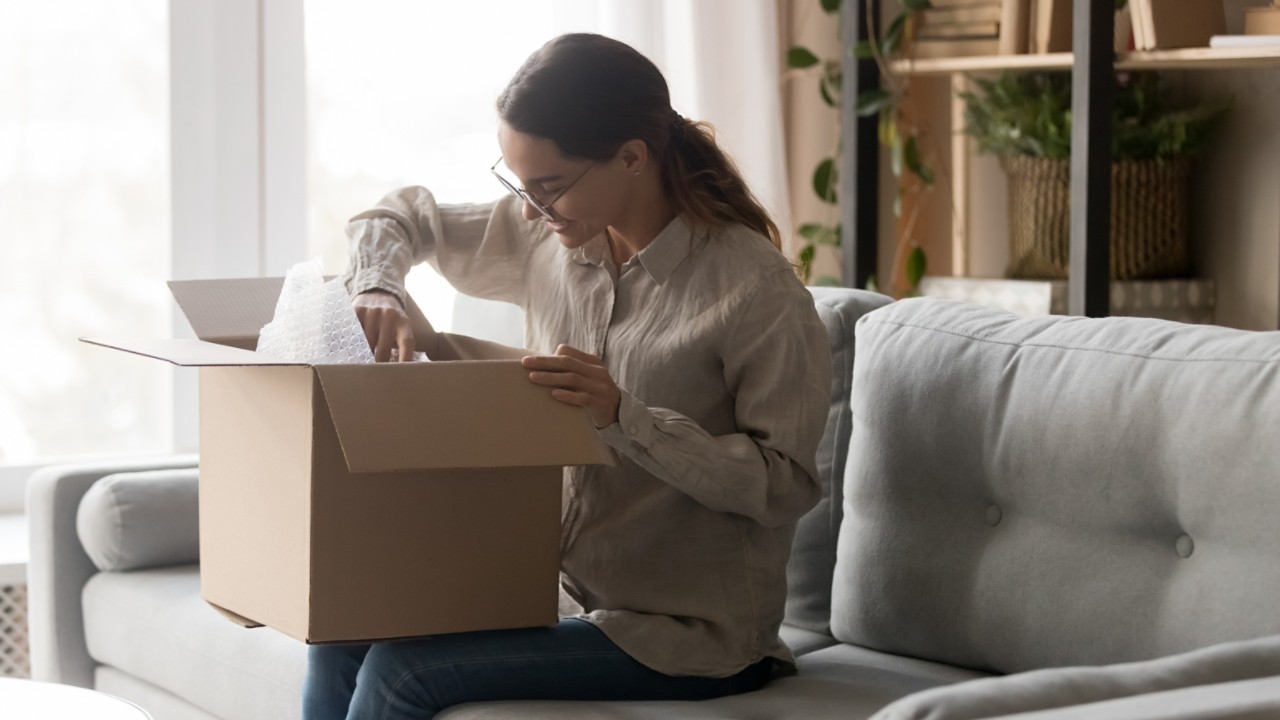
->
[998, 0, 1031, 55]
[1246, 7, 1280, 35]
[919, 21, 1001, 39]
[1031, 0, 1072, 53]
[1209, 34, 1280, 47]
[1132, 0, 1156, 50]
[923, 4, 1004, 24]
[1147, 0, 1225, 49]
[912, 37, 1001, 58]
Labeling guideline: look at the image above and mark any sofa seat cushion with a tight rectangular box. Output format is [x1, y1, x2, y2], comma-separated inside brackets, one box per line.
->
[438, 642, 989, 720]
[82, 565, 305, 720]
[780, 623, 839, 657]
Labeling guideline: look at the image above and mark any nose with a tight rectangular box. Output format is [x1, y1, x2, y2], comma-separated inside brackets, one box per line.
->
[520, 199, 542, 222]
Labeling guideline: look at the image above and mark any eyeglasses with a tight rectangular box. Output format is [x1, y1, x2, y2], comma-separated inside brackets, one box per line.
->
[490, 157, 595, 221]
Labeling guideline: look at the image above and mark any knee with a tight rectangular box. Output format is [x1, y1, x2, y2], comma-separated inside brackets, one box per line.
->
[309, 643, 371, 684]
[353, 643, 447, 715]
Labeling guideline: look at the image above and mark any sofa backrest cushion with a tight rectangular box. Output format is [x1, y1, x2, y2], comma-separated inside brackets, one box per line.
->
[77, 468, 200, 572]
[831, 298, 1280, 674]
[785, 287, 893, 634]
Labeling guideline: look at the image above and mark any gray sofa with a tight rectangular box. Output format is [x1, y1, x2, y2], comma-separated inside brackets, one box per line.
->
[27, 289, 1280, 719]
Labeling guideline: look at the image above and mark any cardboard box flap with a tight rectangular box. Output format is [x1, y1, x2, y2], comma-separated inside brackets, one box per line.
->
[205, 599, 264, 628]
[171, 276, 439, 353]
[168, 278, 286, 350]
[80, 337, 304, 367]
[314, 362, 616, 471]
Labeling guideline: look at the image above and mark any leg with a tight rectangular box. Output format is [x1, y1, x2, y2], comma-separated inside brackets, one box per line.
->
[303, 642, 372, 720]
[347, 618, 771, 720]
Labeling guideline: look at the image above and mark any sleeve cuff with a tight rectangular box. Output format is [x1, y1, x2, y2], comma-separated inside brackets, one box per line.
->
[598, 390, 658, 451]
[344, 269, 406, 307]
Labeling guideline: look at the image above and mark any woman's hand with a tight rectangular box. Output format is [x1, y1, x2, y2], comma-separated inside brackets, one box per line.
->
[523, 345, 621, 428]
[352, 289, 416, 362]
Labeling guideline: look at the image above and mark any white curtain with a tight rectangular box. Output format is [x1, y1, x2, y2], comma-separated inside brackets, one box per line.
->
[457, 0, 789, 344]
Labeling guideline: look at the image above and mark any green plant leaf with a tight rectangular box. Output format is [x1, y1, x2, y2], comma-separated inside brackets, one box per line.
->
[821, 0, 842, 12]
[906, 246, 927, 288]
[812, 158, 838, 203]
[820, 75, 837, 108]
[865, 274, 879, 293]
[798, 244, 816, 284]
[857, 89, 893, 117]
[884, 14, 907, 54]
[788, 47, 820, 69]
[798, 223, 823, 240]
[902, 0, 932, 11]
[853, 39, 875, 59]
[904, 136, 935, 185]
[815, 276, 842, 287]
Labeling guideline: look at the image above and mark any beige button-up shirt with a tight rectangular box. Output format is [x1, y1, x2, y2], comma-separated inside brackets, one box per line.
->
[343, 187, 831, 678]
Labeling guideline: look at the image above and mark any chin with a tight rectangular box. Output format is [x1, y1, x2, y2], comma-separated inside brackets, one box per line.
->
[547, 219, 600, 248]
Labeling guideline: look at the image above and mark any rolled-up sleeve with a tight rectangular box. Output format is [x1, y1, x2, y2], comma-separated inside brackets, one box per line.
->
[597, 269, 830, 527]
[342, 186, 540, 308]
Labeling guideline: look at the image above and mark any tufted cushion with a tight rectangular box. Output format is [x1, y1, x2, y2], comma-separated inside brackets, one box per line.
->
[832, 298, 1280, 674]
[784, 288, 893, 635]
[77, 468, 200, 572]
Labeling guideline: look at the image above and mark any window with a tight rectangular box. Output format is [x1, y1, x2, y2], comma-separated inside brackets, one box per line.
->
[305, 0, 588, 332]
[0, 1, 171, 466]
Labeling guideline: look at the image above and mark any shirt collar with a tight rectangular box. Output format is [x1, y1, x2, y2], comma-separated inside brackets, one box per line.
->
[633, 215, 693, 285]
[569, 216, 694, 284]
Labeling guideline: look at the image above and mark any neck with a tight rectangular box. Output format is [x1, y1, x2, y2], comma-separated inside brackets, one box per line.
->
[606, 174, 676, 266]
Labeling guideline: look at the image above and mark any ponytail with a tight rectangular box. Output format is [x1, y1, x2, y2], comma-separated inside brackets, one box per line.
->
[663, 116, 782, 251]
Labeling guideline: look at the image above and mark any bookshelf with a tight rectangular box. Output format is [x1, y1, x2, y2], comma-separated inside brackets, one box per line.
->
[888, 46, 1280, 75]
[841, 0, 1280, 326]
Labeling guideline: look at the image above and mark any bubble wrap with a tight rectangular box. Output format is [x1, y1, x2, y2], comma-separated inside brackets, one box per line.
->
[257, 258, 375, 365]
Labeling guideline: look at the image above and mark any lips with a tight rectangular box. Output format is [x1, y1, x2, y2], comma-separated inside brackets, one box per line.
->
[546, 220, 572, 234]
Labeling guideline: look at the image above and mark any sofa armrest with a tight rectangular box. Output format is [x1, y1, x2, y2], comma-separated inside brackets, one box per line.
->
[25, 455, 198, 688]
[870, 634, 1280, 720]
[982, 675, 1280, 720]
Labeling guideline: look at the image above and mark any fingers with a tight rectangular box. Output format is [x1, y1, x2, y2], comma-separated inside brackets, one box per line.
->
[396, 323, 416, 363]
[353, 291, 415, 363]
[554, 344, 601, 365]
[521, 354, 600, 376]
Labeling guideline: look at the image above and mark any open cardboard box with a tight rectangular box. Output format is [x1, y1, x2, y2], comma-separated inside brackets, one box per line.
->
[83, 278, 614, 644]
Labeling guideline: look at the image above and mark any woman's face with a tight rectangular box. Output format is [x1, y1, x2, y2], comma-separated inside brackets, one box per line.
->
[497, 122, 625, 248]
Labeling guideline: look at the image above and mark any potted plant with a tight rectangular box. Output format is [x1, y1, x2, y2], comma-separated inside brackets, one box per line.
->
[788, 0, 935, 295]
[960, 71, 1228, 279]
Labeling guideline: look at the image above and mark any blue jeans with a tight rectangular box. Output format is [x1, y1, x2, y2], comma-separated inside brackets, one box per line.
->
[301, 618, 772, 720]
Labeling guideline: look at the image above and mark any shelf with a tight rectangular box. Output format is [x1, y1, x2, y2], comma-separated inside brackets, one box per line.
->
[889, 45, 1280, 75]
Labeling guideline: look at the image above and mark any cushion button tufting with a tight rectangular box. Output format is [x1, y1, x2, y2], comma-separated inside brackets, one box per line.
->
[1176, 534, 1195, 558]
[985, 505, 1002, 526]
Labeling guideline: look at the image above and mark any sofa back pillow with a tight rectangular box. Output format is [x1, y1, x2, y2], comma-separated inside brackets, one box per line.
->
[77, 467, 200, 572]
[831, 298, 1280, 674]
[784, 288, 892, 635]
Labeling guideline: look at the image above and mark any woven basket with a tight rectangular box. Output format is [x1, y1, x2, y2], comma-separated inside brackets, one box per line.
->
[1002, 155, 1192, 280]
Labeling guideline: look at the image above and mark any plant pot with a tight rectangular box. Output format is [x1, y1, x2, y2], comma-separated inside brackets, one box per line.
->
[1002, 155, 1192, 280]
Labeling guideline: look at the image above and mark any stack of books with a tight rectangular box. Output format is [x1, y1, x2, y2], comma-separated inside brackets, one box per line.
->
[914, 0, 1028, 59]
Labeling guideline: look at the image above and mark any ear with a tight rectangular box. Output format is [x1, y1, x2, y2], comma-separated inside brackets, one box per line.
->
[615, 139, 650, 175]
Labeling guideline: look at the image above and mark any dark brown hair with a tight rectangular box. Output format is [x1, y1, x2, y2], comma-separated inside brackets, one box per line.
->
[496, 33, 781, 250]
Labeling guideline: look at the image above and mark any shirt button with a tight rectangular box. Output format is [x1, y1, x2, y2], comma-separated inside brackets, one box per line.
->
[628, 424, 639, 436]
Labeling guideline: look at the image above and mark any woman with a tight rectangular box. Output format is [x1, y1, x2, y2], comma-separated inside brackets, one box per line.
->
[306, 33, 831, 719]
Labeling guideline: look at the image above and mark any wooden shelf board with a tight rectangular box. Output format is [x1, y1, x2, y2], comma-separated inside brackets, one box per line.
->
[889, 46, 1280, 75]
